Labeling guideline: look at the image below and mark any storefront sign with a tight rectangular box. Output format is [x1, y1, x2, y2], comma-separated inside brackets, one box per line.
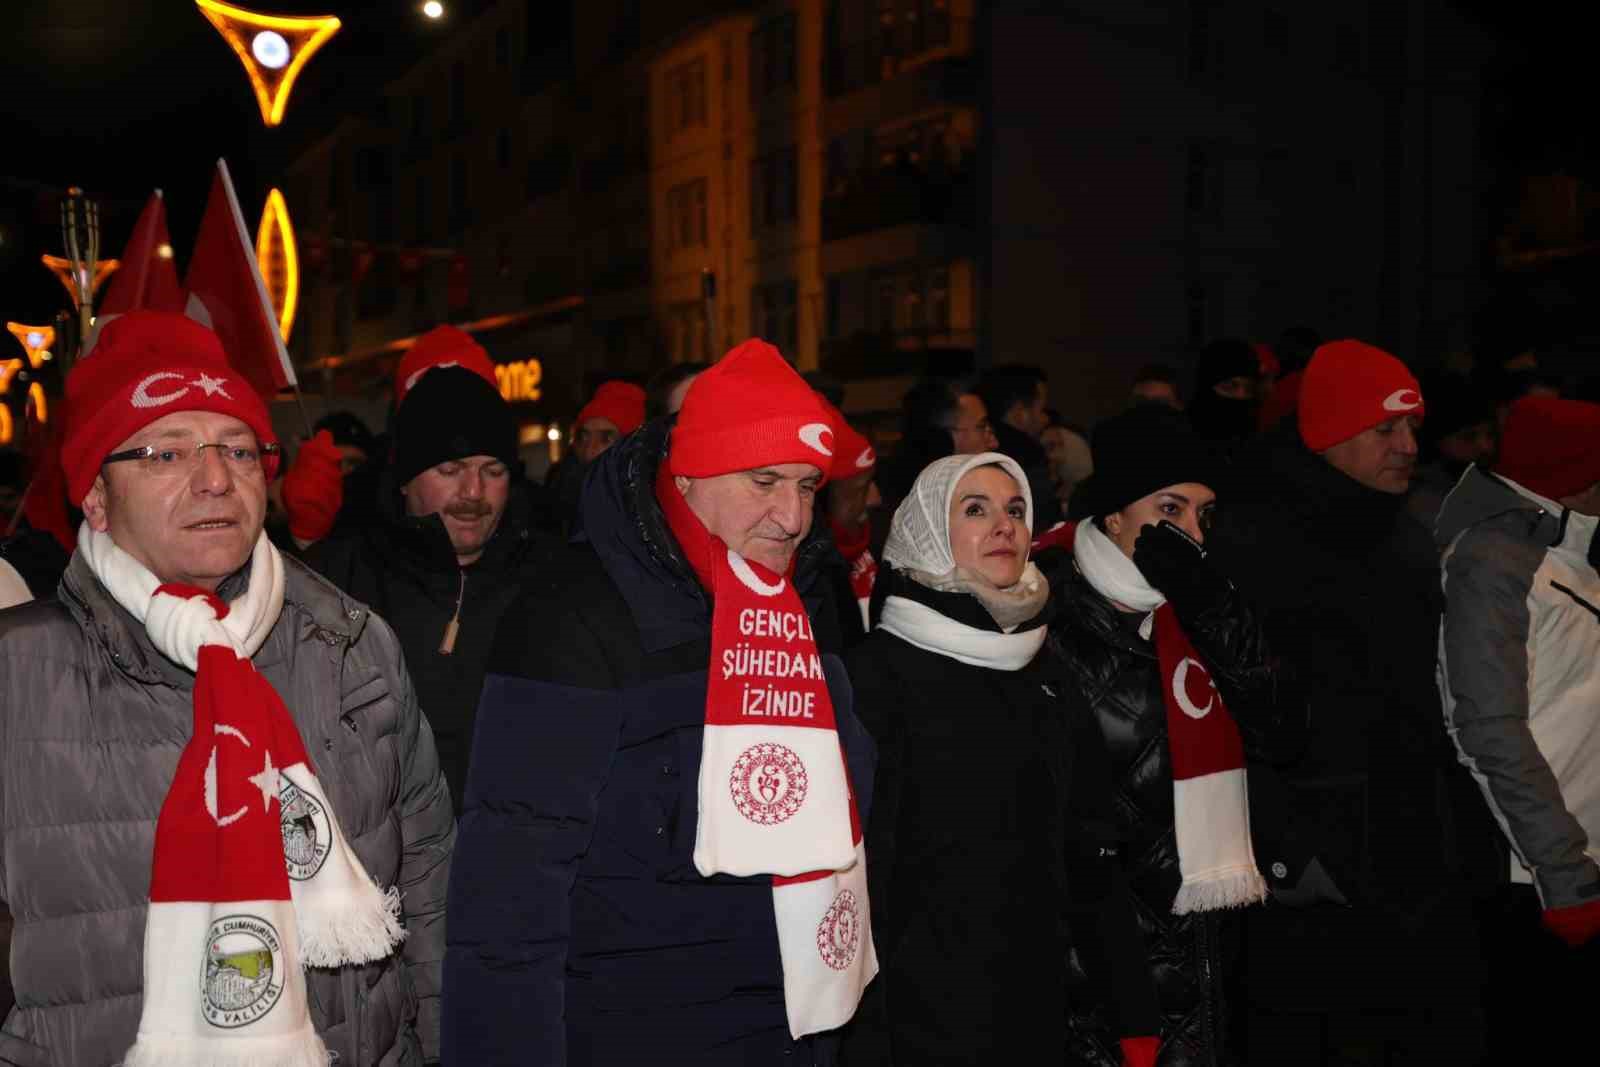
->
[496, 359, 543, 403]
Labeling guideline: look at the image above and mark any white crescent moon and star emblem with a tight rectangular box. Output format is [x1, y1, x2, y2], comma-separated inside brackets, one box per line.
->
[797, 422, 835, 457]
[1172, 657, 1217, 720]
[1381, 388, 1421, 412]
[131, 371, 190, 409]
[727, 549, 787, 597]
[855, 447, 876, 469]
[203, 724, 282, 828]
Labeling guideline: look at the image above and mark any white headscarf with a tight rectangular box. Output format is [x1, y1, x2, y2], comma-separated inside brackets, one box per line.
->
[877, 452, 1048, 669]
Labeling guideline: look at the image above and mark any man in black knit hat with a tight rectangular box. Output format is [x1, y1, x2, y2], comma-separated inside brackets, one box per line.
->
[306, 366, 557, 814]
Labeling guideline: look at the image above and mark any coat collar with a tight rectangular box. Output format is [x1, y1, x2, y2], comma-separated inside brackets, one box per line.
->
[1437, 464, 1599, 562]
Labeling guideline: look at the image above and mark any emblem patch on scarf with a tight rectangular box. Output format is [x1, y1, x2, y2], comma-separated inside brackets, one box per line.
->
[202, 915, 285, 1028]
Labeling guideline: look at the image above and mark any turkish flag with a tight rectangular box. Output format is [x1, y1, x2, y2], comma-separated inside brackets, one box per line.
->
[184, 160, 298, 399]
[99, 190, 185, 317]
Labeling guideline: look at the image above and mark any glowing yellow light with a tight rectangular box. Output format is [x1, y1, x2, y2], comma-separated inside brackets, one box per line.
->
[6, 323, 55, 369]
[0, 358, 19, 446]
[194, 0, 342, 127]
[40, 255, 119, 309]
[494, 359, 544, 403]
[255, 188, 299, 339]
[157, 243, 175, 260]
[547, 426, 561, 442]
[423, 1, 445, 18]
[27, 382, 46, 424]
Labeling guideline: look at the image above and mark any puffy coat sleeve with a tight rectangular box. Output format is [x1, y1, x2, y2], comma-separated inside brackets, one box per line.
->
[1440, 527, 1600, 909]
[373, 615, 456, 1062]
[441, 592, 623, 1066]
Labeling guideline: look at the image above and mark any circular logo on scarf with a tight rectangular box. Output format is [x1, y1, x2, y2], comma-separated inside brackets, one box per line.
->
[280, 779, 332, 881]
[816, 889, 862, 971]
[729, 742, 809, 825]
[201, 915, 285, 1028]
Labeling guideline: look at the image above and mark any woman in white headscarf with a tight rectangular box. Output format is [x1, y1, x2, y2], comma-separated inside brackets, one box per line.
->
[840, 452, 1160, 1067]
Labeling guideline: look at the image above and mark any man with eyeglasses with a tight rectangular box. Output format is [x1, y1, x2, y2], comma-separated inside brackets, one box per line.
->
[0, 312, 454, 1066]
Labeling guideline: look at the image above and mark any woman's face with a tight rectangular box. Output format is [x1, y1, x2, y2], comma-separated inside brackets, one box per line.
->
[947, 465, 1030, 587]
[1104, 482, 1217, 559]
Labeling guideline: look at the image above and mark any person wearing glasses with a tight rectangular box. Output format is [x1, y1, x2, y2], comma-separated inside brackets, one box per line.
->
[0, 312, 454, 1066]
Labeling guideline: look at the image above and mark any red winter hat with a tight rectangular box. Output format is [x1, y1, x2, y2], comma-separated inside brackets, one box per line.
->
[576, 380, 646, 437]
[818, 396, 876, 481]
[1497, 395, 1600, 501]
[61, 311, 279, 506]
[669, 339, 835, 481]
[394, 324, 499, 404]
[1298, 340, 1424, 452]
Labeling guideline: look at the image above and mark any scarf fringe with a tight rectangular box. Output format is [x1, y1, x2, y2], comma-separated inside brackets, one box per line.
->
[1172, 866, 1269, 915]
[121, 1026, 332, 1067]
[297, 883, 406, 968]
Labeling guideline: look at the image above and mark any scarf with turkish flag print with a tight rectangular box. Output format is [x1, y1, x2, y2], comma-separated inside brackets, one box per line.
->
[78, 526, 405, 1066]
[1041, 520, 1266, 914]
[657, 467, 877, 1038]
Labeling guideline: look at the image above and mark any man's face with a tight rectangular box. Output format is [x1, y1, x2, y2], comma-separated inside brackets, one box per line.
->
[81, 410, 269, 593]
[1437, 420, 1497, 469]
[826, 467, 881, 533]
[574, 417, 620, 464]
[678, 462, 822, 574]
[1009, 381, 1049, 438]
[950, 393, 997, 454]
[401, 454, 511, 565]
[1321, 416, 1421, 495]
[1131, 380, 1182, 410]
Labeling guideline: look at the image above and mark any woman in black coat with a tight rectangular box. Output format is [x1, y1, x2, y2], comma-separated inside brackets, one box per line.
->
[842, 452, 1159, 1067]
[1040, 407, 1304, 1067]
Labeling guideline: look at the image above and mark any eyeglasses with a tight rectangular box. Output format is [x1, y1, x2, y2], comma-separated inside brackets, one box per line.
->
[102, 440, 281, 478]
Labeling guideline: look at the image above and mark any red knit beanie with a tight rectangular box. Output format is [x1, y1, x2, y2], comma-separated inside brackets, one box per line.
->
[394, 324, 499, 404]
[669, 339, 835, 481]
[576, 380, 646, 437]
[819, 397, 875, 481]
[1497, 395, 1600, 501]
[61, 311, 280, 507]
[1298, 340, 1424, 452]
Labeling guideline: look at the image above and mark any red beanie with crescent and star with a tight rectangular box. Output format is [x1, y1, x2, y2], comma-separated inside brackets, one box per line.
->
[394, 324, 499, 405]
[61, 311, 279, 507]
[1497, 395, 1600, 501]
[818, 397, 875, 482]
[668, 339, 836, 482]
[1297, 340, 1425, 452]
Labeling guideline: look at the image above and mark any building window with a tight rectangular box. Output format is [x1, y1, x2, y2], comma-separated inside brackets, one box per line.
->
[750, 147, 798, 231]
[866, 263, 950, 337]
[665, 57, 707, 134]
[497, 128, 512, 169]
[752, 280, 799, 357]
[667, 178, 708, 251]
[494, 26, 511, 69]
[751, 13, 797, 100]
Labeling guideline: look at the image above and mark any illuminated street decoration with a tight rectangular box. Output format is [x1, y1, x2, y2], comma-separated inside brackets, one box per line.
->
[40, 255, 118, 308]
[6, 323, 55, 368]
[255, 188, 299, 339]
[194, 0, 342, 127]
[495, 359, 544, 403]
[27, 383, 46, 424]
[0, 359, 22, 445]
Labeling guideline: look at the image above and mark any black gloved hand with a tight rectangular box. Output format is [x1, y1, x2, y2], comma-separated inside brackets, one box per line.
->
[1132, 519, 1231, 620]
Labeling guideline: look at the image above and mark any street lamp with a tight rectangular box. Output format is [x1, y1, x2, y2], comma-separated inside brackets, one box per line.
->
[422, 2, 444, 19]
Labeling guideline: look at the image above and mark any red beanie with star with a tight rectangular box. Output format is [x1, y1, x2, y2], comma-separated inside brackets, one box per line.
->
[1497, 395, 1600, 501]
[818, 397, 875, 482]
[61, 311, 279, 506]
[576, 380, 647, 437]
[394, 324, 499, 404]
[668, 339, 835, 481]
[1298, 340, 1424, 452]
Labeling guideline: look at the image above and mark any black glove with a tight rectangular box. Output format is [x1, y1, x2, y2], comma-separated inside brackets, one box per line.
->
[1131, 519, 1231, 620]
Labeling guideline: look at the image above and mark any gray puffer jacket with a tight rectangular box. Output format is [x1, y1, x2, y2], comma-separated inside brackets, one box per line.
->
[0, 550, 454, 1067]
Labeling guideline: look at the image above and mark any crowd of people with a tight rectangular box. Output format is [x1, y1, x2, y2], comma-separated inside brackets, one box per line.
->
[0, 308, 1597, 1066]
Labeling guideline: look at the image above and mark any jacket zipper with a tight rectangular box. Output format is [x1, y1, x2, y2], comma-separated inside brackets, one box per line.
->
[439, 569, 466, 654]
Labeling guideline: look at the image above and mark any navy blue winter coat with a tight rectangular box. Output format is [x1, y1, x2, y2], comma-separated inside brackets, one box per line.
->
[441, 418, 876, 1065]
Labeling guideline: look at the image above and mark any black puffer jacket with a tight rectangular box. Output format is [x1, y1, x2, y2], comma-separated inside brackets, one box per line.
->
[304, 481, 558, 815]
[1045, 544, 1302, 1067]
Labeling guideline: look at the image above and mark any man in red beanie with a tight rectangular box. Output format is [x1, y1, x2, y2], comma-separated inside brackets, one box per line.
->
[394, 323, 500, 406]
[1435, 394, 1600, 1060]
[0, 310, 454, 1065]
[1208, 338, 1493, 1063]
[446, 339, 877, 1065]
[573, 380, 646, 463]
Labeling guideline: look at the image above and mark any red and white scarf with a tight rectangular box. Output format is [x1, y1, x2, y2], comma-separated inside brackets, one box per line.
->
[80, 525, 406, 1066]
[1065, 520, 1267, 913]
[658, 470, 877, 1038]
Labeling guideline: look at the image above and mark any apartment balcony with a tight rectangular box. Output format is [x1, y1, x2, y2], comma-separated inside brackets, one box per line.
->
[822, 161, 975, 243]
[826, 15, 974, 98]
